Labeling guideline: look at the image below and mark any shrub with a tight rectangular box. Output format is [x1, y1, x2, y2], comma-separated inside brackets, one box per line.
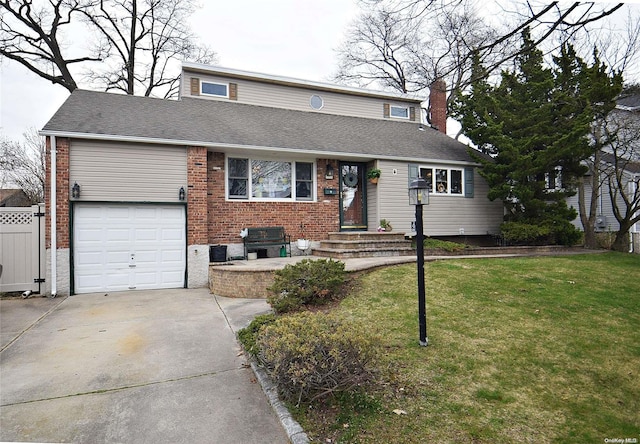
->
[267, 258, 346, 313]
[237, 314, 276, 357]
[423, 238, 466, 252]
[500, 221, 552, 245]
[258, 312, 378, 404]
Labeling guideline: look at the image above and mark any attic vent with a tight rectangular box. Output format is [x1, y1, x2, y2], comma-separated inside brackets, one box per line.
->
[310, 94, 324, 110]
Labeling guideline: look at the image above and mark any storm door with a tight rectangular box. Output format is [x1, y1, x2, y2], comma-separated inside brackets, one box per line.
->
[339, 162, 367, 230]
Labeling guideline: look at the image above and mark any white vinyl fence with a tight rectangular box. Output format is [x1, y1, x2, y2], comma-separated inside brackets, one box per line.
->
[0, 204, 45, 293]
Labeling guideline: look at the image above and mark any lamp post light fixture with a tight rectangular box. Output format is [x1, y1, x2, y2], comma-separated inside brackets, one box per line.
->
[409, 177, 429, 346]
[179, 186, 186, 201]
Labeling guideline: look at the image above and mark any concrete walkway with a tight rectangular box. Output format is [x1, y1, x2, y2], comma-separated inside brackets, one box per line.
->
[0, 289, 289, 444]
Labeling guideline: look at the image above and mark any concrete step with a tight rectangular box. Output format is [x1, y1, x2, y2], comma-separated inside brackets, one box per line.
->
[312, 247, 415, 259]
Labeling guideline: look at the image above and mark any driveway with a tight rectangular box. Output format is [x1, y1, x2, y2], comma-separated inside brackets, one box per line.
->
[0, 289, 289, 444]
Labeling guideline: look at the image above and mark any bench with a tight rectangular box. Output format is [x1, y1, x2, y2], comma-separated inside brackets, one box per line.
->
[243, 226, 291, 259]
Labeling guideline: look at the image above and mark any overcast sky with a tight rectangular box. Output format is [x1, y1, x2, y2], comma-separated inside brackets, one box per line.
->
[0, 0, 360, 142]
[1, 0, 639, 143]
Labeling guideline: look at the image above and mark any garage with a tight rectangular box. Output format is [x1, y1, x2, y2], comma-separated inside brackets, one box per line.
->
[73, 204, 186, 294]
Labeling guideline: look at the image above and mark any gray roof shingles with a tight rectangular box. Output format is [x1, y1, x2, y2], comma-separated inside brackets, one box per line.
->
[43, 89, 476, 163]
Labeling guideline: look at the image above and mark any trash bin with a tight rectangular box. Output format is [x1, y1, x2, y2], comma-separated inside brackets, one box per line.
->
[209, 245, 227, 262]
[257, 248, 268, 259]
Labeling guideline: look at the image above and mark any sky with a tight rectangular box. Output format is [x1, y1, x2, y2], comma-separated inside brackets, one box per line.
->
[0, 0, 361, 142]
[1, 0, 639, 143]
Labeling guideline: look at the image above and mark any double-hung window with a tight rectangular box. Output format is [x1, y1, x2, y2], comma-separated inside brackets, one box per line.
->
[420, 166, 464, 195]
[228, 157, 315, 201]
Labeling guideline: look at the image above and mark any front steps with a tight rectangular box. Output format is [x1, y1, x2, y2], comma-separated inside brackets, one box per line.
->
[312, 231, 415, 259]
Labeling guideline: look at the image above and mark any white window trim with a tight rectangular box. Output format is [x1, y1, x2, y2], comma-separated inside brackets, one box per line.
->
[310, 94, 324, 110]
[201, 81, 229, 98]
[226, 156, 316, 202]
[419, 166, 465, 196]
[390, 105, 410, 119]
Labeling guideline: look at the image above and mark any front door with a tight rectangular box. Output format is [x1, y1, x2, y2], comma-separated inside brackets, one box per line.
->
[339, 162, 367, 230]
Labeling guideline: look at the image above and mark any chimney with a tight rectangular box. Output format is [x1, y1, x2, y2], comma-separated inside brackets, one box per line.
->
[429, 79, 447, 134]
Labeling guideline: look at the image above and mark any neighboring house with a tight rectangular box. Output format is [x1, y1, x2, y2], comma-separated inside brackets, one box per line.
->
[567, 90, 640, 245]
[41, 63, 504, 296]
[0, 189, 32, 207]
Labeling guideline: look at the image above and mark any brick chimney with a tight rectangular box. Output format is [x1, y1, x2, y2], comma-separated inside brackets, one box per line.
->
[429, 79, 447, 134]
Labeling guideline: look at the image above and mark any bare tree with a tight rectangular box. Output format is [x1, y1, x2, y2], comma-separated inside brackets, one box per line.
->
[0, 128, 46, 204]
[601, 101, 640, 252]
[75, 0, 216, 98]
[1, 0, 216, 98]
[335, 0, 627, 100]
[0, 0, 98, 92]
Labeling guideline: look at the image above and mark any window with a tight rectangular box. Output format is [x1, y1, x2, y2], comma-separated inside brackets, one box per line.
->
[419, 166, 464, 195]
[390, 105, 409, 119]
[310, 95, 324, 110]
[545, 167, 563, 190]
[201, 81, 228, 97]
[227, 157, 315, 201]
[228, 158, 248, 199]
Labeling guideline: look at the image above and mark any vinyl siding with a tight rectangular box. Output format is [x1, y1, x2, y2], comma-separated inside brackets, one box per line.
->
[69, 140, 187, 202]
[374, 160, 503, 235]
[182, 72, 421, 122]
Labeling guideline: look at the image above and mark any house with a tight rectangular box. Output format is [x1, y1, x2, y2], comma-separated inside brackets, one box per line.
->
[0, 189, 32, 207]
[40, 63, 504, 296]
[567, 89, 640, 251]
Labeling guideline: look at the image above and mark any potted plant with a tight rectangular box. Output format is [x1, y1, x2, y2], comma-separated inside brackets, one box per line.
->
[378, 219, 392, 232]
[296, 223, 311, 254]
[367, 168, 381, 184]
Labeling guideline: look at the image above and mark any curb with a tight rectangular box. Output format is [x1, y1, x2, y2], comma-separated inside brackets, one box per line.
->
[249, 359, 310, 444]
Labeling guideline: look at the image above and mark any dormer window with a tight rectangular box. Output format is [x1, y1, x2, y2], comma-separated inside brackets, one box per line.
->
[390, 105, 409, 119]
[201, 81, 228, 98]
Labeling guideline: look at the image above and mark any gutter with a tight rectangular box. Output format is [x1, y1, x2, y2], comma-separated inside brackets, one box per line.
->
[38, 130, 481, 167]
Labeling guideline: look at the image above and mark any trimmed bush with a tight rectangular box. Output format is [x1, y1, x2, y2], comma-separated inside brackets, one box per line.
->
[267, 258, 346, 313]
[237, 313, 276, 357]
[258, 311, 378, 404]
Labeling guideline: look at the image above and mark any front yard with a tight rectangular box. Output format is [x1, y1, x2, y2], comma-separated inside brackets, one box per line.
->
[287, 253, 640, 443]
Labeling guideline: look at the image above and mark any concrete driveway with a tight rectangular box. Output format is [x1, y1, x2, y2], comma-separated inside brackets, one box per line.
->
[0, 289, 289, 444]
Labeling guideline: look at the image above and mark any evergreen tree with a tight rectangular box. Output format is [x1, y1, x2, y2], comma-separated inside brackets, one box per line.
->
[452, 30, 611, 245]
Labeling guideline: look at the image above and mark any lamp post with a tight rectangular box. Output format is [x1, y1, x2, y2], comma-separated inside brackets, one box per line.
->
[409, 177, 429, 346]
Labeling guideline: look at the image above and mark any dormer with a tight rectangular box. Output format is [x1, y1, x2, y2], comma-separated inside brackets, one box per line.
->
[180, 62, 424, 123]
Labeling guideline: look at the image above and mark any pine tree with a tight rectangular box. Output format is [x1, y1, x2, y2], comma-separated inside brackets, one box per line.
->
[452, 30, 614, 245]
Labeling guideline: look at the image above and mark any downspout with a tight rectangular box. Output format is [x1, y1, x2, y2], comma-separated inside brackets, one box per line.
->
[50, 135, 57, 297]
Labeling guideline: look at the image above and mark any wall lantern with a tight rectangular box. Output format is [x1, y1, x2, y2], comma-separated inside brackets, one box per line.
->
[409, 177, 429, 346]
[179, 186, 186, 201]
[325, 163, 335, 180]
[71, 182, 81, 199]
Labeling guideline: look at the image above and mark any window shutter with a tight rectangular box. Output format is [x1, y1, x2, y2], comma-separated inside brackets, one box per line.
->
[408, 163, 419, 188]
[410, 106, 416, 121]
[190, 77, 200, 96]
[229, 82, 237, 101]
[383, 103, 390, 118]
[464, 167, 474, 198]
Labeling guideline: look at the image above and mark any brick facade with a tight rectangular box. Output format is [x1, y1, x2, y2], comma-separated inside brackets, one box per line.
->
[45, 137, 70, 249]
[207, 152, 340, 244]
[187, 146, 208, 246]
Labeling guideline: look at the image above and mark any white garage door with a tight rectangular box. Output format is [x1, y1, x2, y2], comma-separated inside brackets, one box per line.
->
[74, 204, 186, 294]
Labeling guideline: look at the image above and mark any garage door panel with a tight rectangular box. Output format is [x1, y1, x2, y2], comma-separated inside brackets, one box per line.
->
[74, 204, 185, 294]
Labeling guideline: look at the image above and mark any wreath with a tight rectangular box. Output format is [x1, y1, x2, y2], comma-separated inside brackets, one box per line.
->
[343, 172, 358, 187]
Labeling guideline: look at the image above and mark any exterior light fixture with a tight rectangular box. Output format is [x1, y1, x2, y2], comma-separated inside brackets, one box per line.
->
[179, 186, 186, 201]
[325, 163, 334, 180]
[409, 177, 429, 346]
[71, 182, 81, 199]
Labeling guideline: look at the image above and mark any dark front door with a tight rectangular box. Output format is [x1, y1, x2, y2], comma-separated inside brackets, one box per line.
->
[339, 162, 367, 230]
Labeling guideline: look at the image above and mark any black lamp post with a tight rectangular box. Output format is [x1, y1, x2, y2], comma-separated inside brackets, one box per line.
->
[409, 177, 429, 346]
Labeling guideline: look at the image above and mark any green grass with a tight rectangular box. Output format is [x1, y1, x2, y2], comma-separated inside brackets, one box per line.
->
[291, 253, 640, 443]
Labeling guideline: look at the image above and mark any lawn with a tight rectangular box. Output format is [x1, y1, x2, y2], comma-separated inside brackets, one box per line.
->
[290, 253, 640, 443]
